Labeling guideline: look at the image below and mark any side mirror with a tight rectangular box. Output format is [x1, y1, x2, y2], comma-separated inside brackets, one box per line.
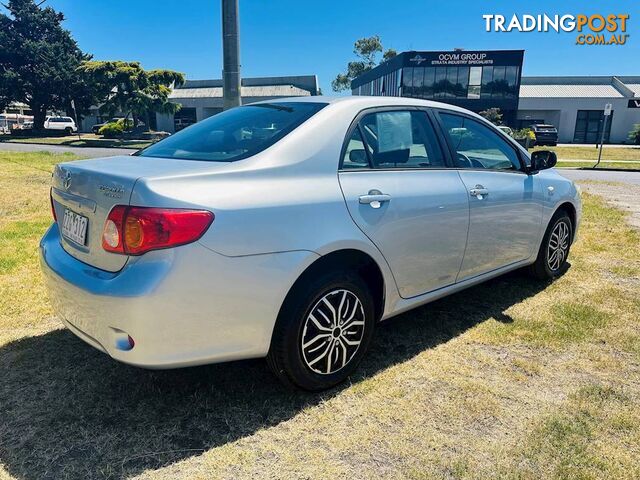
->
[530, 150, 557, 171]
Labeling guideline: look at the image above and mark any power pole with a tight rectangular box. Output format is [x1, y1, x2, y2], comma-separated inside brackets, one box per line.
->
[221, 0, 241, 110]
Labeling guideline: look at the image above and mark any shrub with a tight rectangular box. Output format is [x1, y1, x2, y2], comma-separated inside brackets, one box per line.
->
[98, 120, 125, 138]
[514, 128, 535, 140]
[628, 124, 640, 145]
[479, 107, 503, 125]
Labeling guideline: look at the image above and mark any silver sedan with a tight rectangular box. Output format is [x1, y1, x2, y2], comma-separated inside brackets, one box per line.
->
[40, 97, 581, 390]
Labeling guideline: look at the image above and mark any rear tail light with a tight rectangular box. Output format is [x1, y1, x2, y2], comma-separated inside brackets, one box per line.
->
[102, 206, 214, 255]
[50, 189, 57, 222]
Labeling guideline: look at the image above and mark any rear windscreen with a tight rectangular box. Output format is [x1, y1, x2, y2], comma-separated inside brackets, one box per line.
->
[137, 102, 327, 162]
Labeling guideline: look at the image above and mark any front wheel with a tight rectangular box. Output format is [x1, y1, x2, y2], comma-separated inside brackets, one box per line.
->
[267, 271, 375, 391]
[64, 127, 73, 135]
[528, 211, 572, 280]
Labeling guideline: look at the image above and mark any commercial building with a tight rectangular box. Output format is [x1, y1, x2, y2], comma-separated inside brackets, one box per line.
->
[351, 50, 525, 126]
[156, 75, 319, 132]
[351, 50, 640, 144]
[518, 76, 640, 143]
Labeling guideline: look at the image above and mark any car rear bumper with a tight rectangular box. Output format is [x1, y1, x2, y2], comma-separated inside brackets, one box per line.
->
[40, 223, 317, 369]
[534, 134, 558, 144]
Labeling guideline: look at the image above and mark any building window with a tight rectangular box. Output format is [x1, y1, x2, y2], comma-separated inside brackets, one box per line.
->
[433, 67, 447, 98]
[455, 67, 469, 98]
[402, 67, 414, 97]
[505, 66, 519, 98]
[412, 68, 424, 97]
[468, 67, 482, 99]
[573, 110, 614, 144]
[423, 67, 435, 98]
[480, 66, 493, 98]
[491, 66, 506, 99]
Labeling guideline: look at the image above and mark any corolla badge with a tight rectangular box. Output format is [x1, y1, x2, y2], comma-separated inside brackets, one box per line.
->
[99, 184, 125, 199]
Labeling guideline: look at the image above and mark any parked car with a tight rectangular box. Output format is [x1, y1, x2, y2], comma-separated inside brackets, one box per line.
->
[44, 116, 78, 135]
[497, 125, 514, 137]
[41, 97, 581, 391]
[531, 123, 558, 146]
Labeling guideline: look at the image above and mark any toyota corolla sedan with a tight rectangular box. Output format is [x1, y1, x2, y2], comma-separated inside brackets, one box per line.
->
[41, 97, 581, 391]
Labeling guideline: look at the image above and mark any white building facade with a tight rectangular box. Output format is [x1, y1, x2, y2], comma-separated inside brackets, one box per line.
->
[518, 76, 640, 144]
[156, 75, 319, 133]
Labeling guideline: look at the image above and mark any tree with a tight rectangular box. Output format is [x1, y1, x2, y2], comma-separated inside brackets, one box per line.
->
[0, 0, 91, 129]
[78, 61, 185, 131]
[479, 107, 503, 125]
[332, 36, 397, 92]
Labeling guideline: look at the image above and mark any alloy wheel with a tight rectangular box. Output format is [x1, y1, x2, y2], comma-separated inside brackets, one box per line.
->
[547, 220, 570, 271]
[300, 289, 366, 375]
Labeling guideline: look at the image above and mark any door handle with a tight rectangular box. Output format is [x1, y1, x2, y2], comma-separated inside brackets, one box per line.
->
[469, 185, 489, 199]
[359, 190, 391, 209]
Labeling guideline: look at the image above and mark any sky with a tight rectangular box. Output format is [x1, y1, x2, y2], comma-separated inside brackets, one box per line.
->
[3, 0, 639, 94]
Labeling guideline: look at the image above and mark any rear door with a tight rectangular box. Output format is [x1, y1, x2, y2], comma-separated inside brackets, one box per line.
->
[436, 111, 543, 280]
[338, 109, 469, 298]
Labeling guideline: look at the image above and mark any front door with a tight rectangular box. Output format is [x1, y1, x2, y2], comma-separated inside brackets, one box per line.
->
[437, 111, 544, 280]
[338, 109, 469, 298]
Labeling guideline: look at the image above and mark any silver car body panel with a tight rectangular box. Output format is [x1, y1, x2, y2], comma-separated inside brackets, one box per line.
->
[41, 96, 581, 368]
[339, 169, 469, 298]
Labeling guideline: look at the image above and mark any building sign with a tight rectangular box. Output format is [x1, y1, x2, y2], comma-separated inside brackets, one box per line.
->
[412, 52, 493, 66]
[405, 50, 523, 68]
[629, 99, 640, 108]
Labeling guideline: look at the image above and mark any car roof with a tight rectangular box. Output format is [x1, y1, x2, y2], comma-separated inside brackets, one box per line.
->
[252, 95, 481, 116]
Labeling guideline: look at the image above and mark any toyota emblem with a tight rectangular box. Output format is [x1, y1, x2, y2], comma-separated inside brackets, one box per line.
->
[63, 171, 72, 190]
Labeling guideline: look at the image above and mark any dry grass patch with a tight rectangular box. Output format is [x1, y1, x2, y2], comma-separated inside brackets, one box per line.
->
[0, 151, 639, 479]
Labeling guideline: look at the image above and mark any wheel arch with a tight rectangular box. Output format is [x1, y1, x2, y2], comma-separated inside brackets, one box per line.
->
[554, 201, 577, 242]
[278, 248, 386, 324]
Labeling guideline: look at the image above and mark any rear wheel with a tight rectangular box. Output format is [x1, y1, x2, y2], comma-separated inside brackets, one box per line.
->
[64, 127, 73, 135]
[528, 211, 572, 280]
[267, 270, 375, 391]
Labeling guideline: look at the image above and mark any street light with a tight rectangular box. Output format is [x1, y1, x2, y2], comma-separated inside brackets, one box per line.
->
[221, 0, 241, 109]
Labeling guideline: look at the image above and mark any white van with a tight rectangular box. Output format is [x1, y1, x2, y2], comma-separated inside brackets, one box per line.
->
[44, 116, 78, 134]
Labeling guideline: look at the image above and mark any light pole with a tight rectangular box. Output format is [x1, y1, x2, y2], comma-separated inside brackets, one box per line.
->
[221, 0, 241, 110]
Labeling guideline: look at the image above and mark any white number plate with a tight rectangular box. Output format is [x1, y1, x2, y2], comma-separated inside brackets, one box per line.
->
[61, 209, 88, 246]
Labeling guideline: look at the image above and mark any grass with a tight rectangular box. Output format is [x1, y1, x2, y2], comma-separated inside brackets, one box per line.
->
[0, 133, 151, 150]
[532, 145, 640, 161]
[556, 161, 640, 170]
[0, 151, 639, 479]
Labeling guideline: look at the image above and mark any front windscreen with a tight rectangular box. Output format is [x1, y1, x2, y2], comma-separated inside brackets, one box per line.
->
[137, 102, 327, 162]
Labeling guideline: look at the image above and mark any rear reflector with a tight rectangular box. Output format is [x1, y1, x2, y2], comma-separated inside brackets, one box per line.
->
[102, 206, 214, 255]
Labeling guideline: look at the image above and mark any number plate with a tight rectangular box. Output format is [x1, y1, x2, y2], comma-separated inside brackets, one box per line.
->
[61, 209, 88, 246]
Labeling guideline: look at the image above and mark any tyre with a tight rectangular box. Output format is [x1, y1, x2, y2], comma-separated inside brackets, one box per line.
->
[528, 211, 572, 280]
[64, 127, 73, 135]
[267, 270, 375, 391]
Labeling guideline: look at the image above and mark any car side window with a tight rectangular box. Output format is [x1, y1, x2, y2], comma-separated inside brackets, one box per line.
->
[440, 113, 521, 171]
[342, 127, 370, 169]
[358, 111, 445, 169]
